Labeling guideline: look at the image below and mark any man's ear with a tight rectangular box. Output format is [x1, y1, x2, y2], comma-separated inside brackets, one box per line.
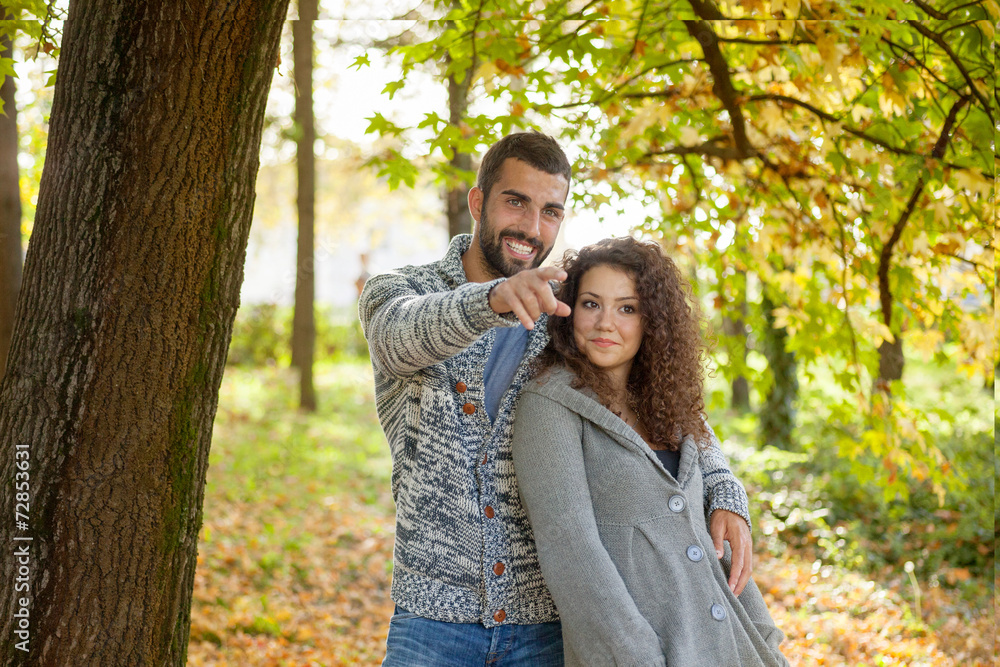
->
[468, 186, 484, 223]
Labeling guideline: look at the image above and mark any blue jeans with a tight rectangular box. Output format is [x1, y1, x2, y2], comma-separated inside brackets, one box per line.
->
[382, 606, 564, 666]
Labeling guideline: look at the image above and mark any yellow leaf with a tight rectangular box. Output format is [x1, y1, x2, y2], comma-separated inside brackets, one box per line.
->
[471, 61, 500, 88]
[679, 126, 701, 146]
[847, 310, 894, 345]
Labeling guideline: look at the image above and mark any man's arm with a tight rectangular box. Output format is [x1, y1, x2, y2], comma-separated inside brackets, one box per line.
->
[358, 271, 513, 378]
[699, 421, 754, 595]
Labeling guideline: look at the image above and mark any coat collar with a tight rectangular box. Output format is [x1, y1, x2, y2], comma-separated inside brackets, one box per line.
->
[438, 234, 474, 289]
[526, 366, 698, 485]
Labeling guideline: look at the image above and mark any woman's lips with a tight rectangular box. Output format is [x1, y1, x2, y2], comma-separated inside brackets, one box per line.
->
[591, 338, 618, 347]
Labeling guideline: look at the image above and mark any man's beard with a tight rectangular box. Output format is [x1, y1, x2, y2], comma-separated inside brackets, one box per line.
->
[477, 208, 551, 279]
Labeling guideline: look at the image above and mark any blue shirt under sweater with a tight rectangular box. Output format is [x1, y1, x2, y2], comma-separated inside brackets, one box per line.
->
[483, 325, 530, 422]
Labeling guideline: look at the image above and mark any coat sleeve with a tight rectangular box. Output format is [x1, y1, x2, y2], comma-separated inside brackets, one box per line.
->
[698, 420, 752, 531]
[358, 269, 515, 378]
[512, 390, 666, 667]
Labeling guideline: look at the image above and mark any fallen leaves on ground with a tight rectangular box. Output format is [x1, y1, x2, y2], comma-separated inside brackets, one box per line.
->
[187, 492, 395, 666]
[188, 364, 993, 666]
[188, 488, 992, 666]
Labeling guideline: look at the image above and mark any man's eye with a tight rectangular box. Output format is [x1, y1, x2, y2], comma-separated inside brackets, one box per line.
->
[508, 199, 523, 207]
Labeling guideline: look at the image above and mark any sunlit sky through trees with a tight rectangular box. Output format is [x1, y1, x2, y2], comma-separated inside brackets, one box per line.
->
[11, 2, 633, 309]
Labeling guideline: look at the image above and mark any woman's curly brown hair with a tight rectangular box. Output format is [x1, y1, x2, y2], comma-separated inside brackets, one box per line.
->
[535, 236, 710, 450]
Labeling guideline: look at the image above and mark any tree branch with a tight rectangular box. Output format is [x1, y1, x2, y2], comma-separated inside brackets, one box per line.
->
[910, 0, 948, 19]
[746, 93, 972, 169]
[682, 19, 756, 159]
[907, 20, 993, 123]
[877, 95, 969, 330]
[716, 37, 815, 45]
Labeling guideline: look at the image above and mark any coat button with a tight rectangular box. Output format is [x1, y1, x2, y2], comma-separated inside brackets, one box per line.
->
[484, 505, 495, 519]
[482, 452, 488, 465]
[456, 381, 467, 393]
[711, 603, 727, 621]
[493, 609, 506, 623]
[686, 545, 704, 562]
[493, 562, 505, 576]
[462, 402, 476, 415]
[668, 495, 686, 512]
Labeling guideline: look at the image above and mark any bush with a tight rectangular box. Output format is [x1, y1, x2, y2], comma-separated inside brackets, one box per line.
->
[227, 304, 369, 366]
[720, 354, 994, 590]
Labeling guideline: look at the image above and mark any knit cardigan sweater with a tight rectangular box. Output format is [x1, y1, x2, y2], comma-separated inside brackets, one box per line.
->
[358, 234, 752, 627]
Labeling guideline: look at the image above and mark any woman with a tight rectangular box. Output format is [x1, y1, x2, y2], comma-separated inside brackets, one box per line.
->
[512, 237, 788, 666]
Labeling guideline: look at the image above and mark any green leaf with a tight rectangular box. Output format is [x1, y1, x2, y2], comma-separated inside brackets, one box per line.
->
[349, 53, 370, 71]
[382, 80, 405, 100]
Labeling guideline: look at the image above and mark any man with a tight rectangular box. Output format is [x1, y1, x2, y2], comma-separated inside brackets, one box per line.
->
[359, 132, 753, 665]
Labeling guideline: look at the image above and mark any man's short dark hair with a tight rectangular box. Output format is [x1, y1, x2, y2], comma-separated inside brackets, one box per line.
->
[477, 131, 571, 202]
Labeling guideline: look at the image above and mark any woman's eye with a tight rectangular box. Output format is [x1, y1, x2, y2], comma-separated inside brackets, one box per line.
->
[622, 305, 636, 314]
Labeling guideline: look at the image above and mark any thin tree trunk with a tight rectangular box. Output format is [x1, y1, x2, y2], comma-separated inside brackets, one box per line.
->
[0, 18, 21, 382]
[445, 0, 474, 239]
[875, 95, 967, 390]
[291, 0, 316, 410]
[0, 5, 290, 665]
[446, 69, 472, 239]
[759, 294, 798, 450]
[722, 308, 750, 412]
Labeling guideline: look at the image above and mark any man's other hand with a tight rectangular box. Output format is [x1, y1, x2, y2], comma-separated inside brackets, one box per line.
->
[710, 509, 753, 596]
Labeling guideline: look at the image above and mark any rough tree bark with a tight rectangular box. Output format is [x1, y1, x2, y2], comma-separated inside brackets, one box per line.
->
[0, 3, 290, 665]
[0, 19, 21, 381]
[291, 0, 317, 410]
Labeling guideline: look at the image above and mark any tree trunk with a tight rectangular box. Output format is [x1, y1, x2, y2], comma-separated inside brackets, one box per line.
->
[291, 0, 316, 410]
[0, 21, 21, 382]
[444, 0, 473, 239]
[759, 294, 798, 450]
[446, 69, 472, 239]
[874, 96, 966, 391]
[722, 309, 750, 413]
[0, 5, 289, 666]
[719, 261, 750, 412]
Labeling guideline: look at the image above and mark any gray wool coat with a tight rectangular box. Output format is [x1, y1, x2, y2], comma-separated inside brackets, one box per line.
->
[511, 367, 789, 667]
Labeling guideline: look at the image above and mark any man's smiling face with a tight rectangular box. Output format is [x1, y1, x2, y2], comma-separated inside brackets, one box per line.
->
[469, 158, 568, 279]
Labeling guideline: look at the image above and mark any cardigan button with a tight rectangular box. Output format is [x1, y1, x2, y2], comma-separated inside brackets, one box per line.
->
[711, 603, 727, 621]
[686, 545, 704, 562]
[668, 495, 686, 512]
[456, 381, 467, 393]
[493, 609, 506, 623]
[462, 402, 476, 415]
[482, 452, 488, 465]
[493, 562, 505, 576]
[484, 505, 495, 519]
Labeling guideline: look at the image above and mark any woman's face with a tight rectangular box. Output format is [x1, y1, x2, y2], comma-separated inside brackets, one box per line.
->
[572, 264, 643, 385]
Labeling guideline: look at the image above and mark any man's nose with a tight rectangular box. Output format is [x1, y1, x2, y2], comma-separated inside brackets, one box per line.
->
[520, 206, 542, 238]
